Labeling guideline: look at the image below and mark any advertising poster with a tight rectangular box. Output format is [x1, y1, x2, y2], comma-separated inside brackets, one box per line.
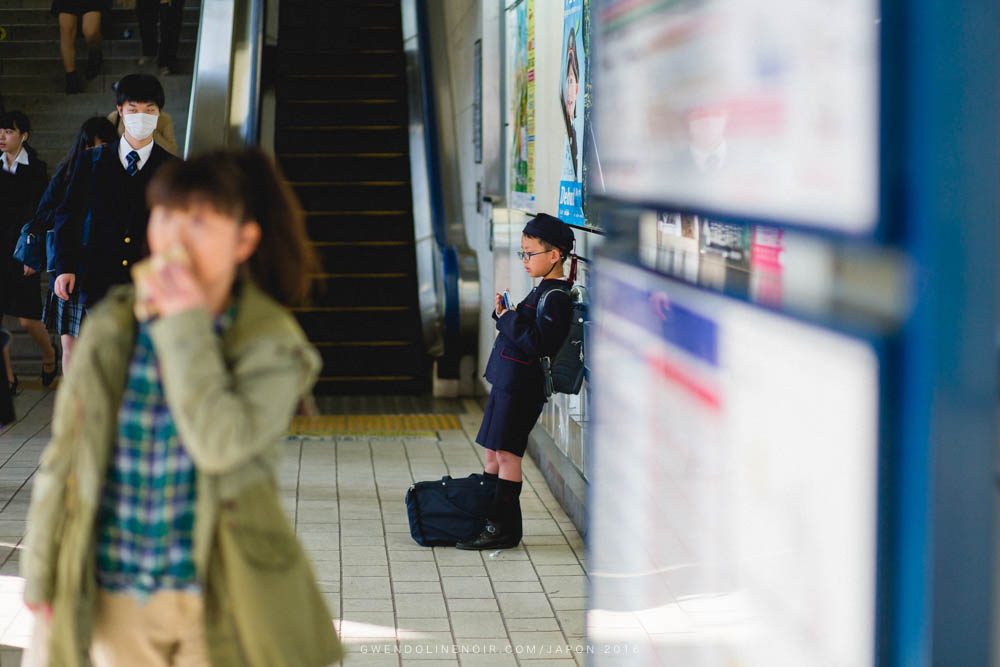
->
[557, 0, 587, 226]
[508, 0, 535, 212]
[750, 225, 784, 306]
[591, 0, 878, 233]
[699, 219, 751, 292]
[588, 258, 878, 667]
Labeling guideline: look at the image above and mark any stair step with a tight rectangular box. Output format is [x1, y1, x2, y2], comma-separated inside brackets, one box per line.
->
[274, 28, 401, 52]
[0, 72, 192, 94]
[0, 22, 199, 42]
[312, 377, 429, 396]
[2, 76, 194, 107]
[293, 182, 412, 212]
[305, 212, 415, 242]
[276, 75, 404, 101]
[0, 0, 200, 7]
[276, 126, 407, 154]
[0, 38, 195, 59]
[0, 56, 195, 77]
[278, 2, 400, 31]
[0, 6, 200, 23]
[296, 308, 421, 342]
[275, 52, 403, 76]
[313, 343, 426, 377]
[311, 274, 418, 307]
[279, 154, 410, 181]
[276, 100, 406, 126]
[311, 241, 415, 273]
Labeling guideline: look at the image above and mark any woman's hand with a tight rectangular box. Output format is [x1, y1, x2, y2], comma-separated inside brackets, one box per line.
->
[23, 265, 36, 277]
[495, 292, 507, 317]
[139, 260, 207, 318]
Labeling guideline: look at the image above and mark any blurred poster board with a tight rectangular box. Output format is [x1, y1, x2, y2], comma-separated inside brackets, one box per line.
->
[588, 258, 878, 666]
[591, 0, 878, 233]
[557, 0, 588, 226]
[507, 0, 536, 212]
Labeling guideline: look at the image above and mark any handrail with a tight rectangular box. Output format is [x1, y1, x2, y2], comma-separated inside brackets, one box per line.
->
[184, 0, 265, 155]
[402, 0, 481, 381]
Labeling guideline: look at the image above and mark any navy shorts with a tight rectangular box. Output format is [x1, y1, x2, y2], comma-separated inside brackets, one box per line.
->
[475, 388, 544, 458]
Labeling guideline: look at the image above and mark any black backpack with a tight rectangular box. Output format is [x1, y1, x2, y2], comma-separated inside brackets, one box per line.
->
[537, 286, 587, 396]
[406, 474, 497, 546]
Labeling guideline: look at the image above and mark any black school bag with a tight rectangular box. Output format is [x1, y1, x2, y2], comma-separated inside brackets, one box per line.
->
[537, 286, 587, 396]
[406, 474, 497, 546]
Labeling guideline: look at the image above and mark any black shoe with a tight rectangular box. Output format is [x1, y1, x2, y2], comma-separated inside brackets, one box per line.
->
[455, 520, 520, 550]
[85, 49, 103, 79]
[41, 361, 58, 388]
[65, 71, 84, 94]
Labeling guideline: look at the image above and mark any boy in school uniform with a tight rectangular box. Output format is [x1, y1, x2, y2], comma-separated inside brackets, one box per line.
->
[458, 213, 576, 551]
[52, 74, 177, 334]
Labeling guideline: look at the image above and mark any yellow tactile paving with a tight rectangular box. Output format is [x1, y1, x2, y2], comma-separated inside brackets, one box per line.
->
[289, 413, 462, 436]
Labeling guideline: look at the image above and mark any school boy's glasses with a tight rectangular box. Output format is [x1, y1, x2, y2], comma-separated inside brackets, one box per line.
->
[517, 250, 548, 262]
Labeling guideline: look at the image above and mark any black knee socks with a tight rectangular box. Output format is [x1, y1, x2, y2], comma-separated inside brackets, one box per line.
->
[483, 471, 499, 482]
[488, 478, 523, 531]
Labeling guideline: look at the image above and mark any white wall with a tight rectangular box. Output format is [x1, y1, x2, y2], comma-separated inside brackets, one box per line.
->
[435, 0, 599, 477]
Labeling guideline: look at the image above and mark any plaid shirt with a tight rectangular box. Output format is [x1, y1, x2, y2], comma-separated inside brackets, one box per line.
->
[96, 306, 235, 598]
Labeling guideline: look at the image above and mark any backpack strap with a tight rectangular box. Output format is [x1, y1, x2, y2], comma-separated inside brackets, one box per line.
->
[536, 287, 572, 325]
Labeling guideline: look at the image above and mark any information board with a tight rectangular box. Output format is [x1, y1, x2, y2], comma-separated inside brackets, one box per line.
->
[588, 259, 879, 666]
[591, 0, 879, 233]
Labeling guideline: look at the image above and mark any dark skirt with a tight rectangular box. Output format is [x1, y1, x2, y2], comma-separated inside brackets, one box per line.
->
[0, 266, 43, 321]
[475, 388, 544, 458]
[42, 289, 86, 337]
[50, 0, 109, 16]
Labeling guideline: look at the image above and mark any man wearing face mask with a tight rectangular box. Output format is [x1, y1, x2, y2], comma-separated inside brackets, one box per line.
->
[51, 74, 177, 321]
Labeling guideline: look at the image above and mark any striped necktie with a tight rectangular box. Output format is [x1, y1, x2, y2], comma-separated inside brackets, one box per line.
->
[126, 150, 140, 176]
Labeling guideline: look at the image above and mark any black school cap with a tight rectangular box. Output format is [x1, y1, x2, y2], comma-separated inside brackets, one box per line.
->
[523, 213, 575, 253]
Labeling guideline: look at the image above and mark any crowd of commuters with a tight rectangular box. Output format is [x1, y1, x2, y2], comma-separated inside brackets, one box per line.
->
[0, 69, 346, 665]
[0, 74, 178, 410]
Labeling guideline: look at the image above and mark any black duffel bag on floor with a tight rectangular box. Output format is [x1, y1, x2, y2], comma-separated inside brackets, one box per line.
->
[406, 474, 497, 546]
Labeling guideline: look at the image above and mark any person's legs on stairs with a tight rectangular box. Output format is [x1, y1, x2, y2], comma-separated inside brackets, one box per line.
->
[58, 13, 84, 93]
[158, 0, 186, 72]
[81, 11, 103, 79]
[135, 0, 161, 65]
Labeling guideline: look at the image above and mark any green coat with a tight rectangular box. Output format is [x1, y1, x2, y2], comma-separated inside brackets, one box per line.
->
[21, 282, 342, 666]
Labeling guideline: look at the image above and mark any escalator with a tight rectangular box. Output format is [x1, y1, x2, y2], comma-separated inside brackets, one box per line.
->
[185, 0, 478, 397]
[272, 0, 428, 395]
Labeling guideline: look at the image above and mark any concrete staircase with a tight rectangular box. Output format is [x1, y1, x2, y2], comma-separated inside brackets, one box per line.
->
[0, 0, 200, 377]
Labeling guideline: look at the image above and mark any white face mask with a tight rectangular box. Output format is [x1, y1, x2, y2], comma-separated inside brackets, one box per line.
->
[123, 112, 158, 141]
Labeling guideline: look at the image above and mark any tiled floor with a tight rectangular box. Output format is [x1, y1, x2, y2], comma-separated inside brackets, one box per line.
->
[0, 389, 589, 666]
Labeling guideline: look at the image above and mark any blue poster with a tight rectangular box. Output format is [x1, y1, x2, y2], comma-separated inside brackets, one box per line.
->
[558, 0, 586, 226]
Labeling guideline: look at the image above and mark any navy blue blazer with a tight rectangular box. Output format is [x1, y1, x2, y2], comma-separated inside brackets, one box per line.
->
[484, 279, 573, 402]
[51, 139, 175, 308]
[0, 151, 48, 256]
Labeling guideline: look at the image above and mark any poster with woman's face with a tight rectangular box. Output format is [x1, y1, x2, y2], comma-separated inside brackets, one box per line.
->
[558, 0, 587, 227]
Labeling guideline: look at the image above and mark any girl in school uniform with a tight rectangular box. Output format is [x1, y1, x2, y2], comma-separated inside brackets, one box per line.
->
[458, 213, 576, 551]
[0, 111, 57, 394]
[21, 148, 341, 666]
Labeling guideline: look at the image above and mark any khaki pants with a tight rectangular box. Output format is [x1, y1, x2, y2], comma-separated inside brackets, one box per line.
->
[90, 590, 210, 667]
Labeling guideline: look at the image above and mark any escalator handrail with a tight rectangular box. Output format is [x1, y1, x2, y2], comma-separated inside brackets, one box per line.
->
[185, 0, 266, 154]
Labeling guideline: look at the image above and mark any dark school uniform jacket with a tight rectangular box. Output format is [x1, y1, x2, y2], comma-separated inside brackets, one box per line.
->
[51, 139, 175, 308]
[0, 151, 48, 261]
[484, 278, 573, 403]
